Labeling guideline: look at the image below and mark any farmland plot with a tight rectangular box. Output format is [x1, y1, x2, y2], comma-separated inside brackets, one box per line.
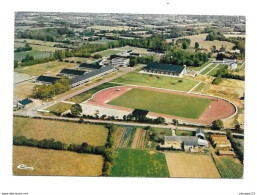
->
[131, 128, 148, 149]
[119, 126, 136, 148]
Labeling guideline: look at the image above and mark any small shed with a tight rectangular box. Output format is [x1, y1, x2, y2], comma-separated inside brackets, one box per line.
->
[18, 98, 33, 108]
[132, 109, 149, 116]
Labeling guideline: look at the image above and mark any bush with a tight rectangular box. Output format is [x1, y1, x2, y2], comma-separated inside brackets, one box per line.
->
[211, 120, 224, 130]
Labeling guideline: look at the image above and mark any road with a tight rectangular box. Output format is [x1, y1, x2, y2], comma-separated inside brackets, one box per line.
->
[196, 61, 214, 75]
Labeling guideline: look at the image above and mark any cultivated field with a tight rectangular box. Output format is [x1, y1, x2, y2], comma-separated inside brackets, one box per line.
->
[112, 71, 198, 91]
[131, 128, 148, 149]
[15, 60, 79, 76]
[13, 146, 104, 176]
[14, 51, 51, 61]
[87, 25, 130, 31]
[13, 82, 36, 99]
[111, 149, 169, 177]
[213, 156, 243, 178]
[108, 88, 211, 119]
[13, 117, 108, 146]
[15, 39, 56, 47]
[167, 34, 235, 51]
[165, 152, 221, 178]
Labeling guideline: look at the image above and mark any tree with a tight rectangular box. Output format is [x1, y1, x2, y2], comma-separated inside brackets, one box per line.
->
[155, 117, 166, 124]
[172, 119, 179, 126]
[211, 120, 224, 130]
[70, 103, 82, 117]
[235, 124, 242, 131]
[194, 42, 199, 49]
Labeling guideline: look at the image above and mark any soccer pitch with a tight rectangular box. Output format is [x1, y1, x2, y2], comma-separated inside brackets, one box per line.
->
[108, 88, 212, 119]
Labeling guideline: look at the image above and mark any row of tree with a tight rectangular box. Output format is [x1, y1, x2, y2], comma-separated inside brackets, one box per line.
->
[15, 43, 32, 53]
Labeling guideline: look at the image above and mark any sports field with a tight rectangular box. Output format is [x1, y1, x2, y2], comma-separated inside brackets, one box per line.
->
[92, 49, 124, 57]
[110, 148, 169, 177]
[112, 71, 198, 91]
[165, 152, 221, 178]
[108, 88, 211, 119]
[13, 146, 104, 176]
[13, 117, 108, 146]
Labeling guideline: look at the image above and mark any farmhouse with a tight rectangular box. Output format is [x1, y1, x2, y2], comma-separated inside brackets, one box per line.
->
[111, 57, 130, 67]
[58, 68, 86, 78]
[163, 136, 208, 151]
[143, 63, 187, 77]
[71, 65, 116, 87]
[215, 58, 237, 70]
[36, 75, 61, 85]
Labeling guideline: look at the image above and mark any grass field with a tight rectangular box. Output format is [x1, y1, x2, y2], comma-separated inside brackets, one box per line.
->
[165, 152, 221, 178]
[46, 102, 72, 115]
[14, 50, 51, 61]
[167, 34, 235, 51]
[13, 82, 36, 99]
[112, 71, 198, 91]
[213, 156, 243, 178]
[13, 117, 108, 146]
[15, 39, 57, 47]
[92, 49, 124, 57]
[108, 88, 211, 119]
[68, 82, 120, 103]
[200, 64, 216, 75]
[13, 146, 104, 176]
[175, 129, 194, 136]
[111, 148, 169, 177]
[207, 65, 226, 76]
[15, 60, 79, 76]
[87, 25, 130, 31]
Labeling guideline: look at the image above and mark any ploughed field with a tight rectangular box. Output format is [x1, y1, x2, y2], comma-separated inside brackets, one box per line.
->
[13, 146, 104, 176]
[108, 88, 212, 119]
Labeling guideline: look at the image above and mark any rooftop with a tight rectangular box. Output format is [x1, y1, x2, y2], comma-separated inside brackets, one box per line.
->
[164, 136, 198, 146]
[145, 62, 185, 74]
[18, 98, 33, 106]
[71, 65, 115, 85]
[59, 68, 86, 76]
[132, 109, 149, 116]
[36, 76, 61, 84]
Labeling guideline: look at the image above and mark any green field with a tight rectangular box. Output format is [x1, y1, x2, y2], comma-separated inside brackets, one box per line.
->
[14, 50, 51, 61]
[110, 148, 169, 177]
[200, 64, 216, 75]
[214, 156, 243, 178]
[108, 88, 211, 119]
[93, 49, 123, 57]
[175, 129, 195, 136]
[68, 82, 120, 103]
[207, 65, 227, 76]
[112, 71, 198, 91]
[46, 102, 72, 115]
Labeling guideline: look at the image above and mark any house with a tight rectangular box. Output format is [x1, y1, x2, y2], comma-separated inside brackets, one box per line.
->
[111, 57, 130, 67]
[214, 58, 238, 70]
[58, 68, 86, 78]
[196, 128, 205, 139]
[71, 65, 116, 87]
[36, 76, 61, 85]
[143, 63, 187, 77]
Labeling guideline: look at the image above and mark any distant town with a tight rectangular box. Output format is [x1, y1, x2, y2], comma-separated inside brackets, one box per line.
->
[13, 12, 245, 178]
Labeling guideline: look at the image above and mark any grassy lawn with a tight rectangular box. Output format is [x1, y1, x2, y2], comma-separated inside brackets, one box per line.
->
[13, 117, 108, 146]
[108, 88, 211, 119]
[187, 59, 212, 71]
[111, 148, 169, 177]
[15, 60, 79, 76]
[92, 49, 124, 57]
[67, 82, 120, 103]
[207, 65, 226, 76]
[200, 64, 216, 75]
[214, 156, 243, 178]
[46, 102, 72, 115]
[175, 129, 195, 136]
[112, 71, 198, 91]
[14, 50, 51, 61]
[13, 82, 36, 99]
[13, 146, 104, 176]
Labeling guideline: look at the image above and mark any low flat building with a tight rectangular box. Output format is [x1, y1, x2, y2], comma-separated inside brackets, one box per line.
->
[143, 63, 187, 77]
[14, 98, 33, 108]
[58, 68, 86, 78]
[78, 63, 102, 70]
[71, 65, 116, 87]
[111, 57, 130, 67]
[214, 58, 237, 70]
[36, 76, 61, 85]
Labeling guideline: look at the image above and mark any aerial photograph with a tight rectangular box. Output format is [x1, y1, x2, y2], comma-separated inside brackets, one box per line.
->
[13, 12, 245, 178]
